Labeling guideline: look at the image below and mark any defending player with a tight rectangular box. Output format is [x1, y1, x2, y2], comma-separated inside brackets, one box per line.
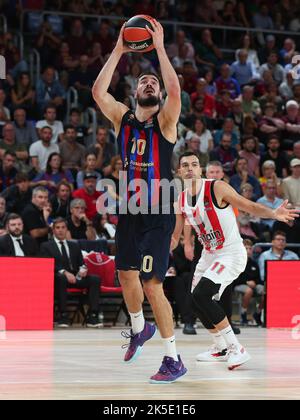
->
[172, 152, 299, 370]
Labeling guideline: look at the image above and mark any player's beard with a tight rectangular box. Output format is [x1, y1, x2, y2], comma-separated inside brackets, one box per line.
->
[137, 93, 160, 107]
[9, 229, 22, 237]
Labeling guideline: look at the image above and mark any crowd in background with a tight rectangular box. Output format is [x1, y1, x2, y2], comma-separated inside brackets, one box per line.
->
[1, 0, 300, 326]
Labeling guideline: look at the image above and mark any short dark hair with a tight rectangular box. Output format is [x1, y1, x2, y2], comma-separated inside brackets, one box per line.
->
[64, 124, 76, 132]
[137, 72, 163, 89]
[267, 134, 280, 144]
[44, 105, 56, 113]
[272, 231, 286, 240]
[242, 134, 255, 142]
[6, 213, 23, 225]
[13, 107, 26, 114]
[85, 151, 97, 160]
[268, 50, 278, 58]
[15, 172, 29, 183]
[179, 151, 201, 166]
[70, 107, 81, 115]
[41, 125, 53, 132]
[4, 151, 16, 159]
[234, 156, 247, 169]
[43, 66, 55, 73]
[52, 217, 68, 228]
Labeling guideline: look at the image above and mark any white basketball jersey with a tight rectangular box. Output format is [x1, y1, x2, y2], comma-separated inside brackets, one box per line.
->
[179, 179, 243, 252]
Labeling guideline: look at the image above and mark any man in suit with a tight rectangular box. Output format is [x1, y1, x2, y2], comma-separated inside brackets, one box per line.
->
[40, 217, 101, 328]
[0, 213, 39, 256]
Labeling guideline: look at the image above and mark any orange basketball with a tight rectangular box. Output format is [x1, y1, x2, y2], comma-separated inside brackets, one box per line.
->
[123, 15, 155, 53]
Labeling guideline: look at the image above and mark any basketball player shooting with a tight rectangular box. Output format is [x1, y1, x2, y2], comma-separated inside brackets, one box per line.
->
[92, 19, 187, 383]
[172, 152, 299, 370]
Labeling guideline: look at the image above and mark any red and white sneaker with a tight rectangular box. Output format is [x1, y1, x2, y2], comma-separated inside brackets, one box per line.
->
[227, 344, 251, 370]
[196, 346, 228, 362]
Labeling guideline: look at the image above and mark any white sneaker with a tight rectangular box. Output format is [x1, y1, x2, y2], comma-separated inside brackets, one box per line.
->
[227, 344, 251, 370]
[196, 346, 228, 362]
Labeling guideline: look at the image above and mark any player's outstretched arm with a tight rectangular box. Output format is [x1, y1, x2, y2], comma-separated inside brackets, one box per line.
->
[171, 201, 185, 251]
[146, 19, 181, 139]
[215, 180, 300, 223]
[92, 24, 130, 132]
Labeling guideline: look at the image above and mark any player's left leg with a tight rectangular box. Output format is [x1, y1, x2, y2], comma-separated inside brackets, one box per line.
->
[220, 285, 241, 334]
[143, 277, 187, 384]
[191, 253, 229, 361]
[193, 277, 251, 370]
[194, 307, 229, 363]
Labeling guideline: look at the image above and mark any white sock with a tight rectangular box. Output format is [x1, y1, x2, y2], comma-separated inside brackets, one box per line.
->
[219, 325, 240, 348]
[210, 331, 227, 350]
[162, 336, 178, 361]
[129, 310, 145, 334]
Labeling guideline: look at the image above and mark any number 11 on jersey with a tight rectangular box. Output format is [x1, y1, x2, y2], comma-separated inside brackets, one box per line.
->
[211, 262, 226, 275]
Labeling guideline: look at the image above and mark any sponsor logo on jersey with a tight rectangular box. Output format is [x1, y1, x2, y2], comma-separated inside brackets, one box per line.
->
[198, 229, 224, 245]
[144, 117, 154, 128]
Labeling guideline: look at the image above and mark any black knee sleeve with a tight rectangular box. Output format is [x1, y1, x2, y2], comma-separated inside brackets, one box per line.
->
[191, 295, 215, 329]
[192, 277, 226, 326]
[219, 284, 233, 321]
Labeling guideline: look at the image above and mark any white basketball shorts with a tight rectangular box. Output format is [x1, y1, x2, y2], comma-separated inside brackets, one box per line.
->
[191, 244, 248, 300]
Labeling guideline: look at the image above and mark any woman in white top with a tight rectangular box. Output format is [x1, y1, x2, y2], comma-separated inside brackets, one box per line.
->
[185, 117, 214, 154]
[235, 33, 260, 71]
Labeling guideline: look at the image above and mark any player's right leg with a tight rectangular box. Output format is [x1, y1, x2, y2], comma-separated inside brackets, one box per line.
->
[119, 270, 157, 363]
[115, 215, 156, 363]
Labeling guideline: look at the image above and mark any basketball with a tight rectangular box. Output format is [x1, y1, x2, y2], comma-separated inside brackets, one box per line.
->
[123, 15, 155, 53]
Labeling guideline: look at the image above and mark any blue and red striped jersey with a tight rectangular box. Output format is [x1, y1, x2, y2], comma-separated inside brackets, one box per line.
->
[117, 111, 175, 211]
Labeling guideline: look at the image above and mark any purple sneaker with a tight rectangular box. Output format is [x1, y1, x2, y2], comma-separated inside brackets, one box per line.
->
[121, 322, 157, 363]
[149, 355, 187, 384]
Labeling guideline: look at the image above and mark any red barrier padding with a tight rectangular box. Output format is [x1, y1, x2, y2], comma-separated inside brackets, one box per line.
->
[0, 257, 54, 330]
[266, 260, 300, 328]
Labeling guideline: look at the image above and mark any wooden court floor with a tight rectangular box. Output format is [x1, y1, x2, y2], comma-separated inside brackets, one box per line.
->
[0, 327, 299, 400]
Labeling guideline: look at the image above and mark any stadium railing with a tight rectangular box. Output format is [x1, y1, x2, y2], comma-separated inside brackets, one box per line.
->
[14, 31, 24, 60]
[66, 86, 79, 119]
[252, 242, 300, 254]
[29, 48, 40, 87]
[0, 14, 7, 33]
[19, 10, 300, 47]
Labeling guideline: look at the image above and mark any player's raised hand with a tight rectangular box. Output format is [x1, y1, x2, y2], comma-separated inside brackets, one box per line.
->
[145, 19, 164, 51]
[274, 200, 300, 223]
[115, 23, 133, 54]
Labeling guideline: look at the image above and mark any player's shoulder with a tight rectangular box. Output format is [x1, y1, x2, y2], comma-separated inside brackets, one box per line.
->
[119, 107, 138, 124]
[210, 179, 232, 204]
[213, 179, 229, 191]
